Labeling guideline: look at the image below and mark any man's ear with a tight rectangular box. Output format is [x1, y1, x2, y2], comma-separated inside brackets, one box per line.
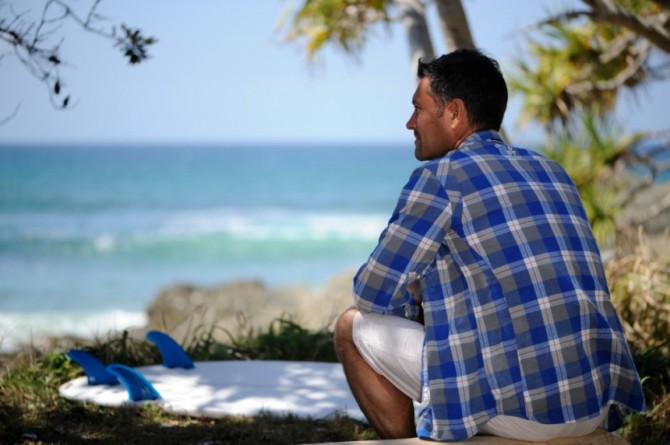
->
[445, 99, 468, 128]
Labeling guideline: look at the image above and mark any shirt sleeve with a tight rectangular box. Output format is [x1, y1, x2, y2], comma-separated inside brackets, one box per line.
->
[353, 165, 452, 319]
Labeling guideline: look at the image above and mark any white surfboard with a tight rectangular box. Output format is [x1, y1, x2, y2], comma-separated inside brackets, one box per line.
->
[59, 360, 364, 420]
[59, 332, 365, 421]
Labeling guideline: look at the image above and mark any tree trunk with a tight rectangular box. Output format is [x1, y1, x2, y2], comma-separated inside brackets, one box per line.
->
[434, 0, 476, 50]
[396, 0, 435, 76]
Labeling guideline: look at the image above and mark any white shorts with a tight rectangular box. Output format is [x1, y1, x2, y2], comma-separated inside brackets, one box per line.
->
[351, 311, 608, 441]
[352, 309, 424, 401]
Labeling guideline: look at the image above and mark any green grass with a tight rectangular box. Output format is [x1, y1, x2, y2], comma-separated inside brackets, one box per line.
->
[0, 319, 378, 445]
[622, 345, 670, 445]
[1, 308, 669, 445]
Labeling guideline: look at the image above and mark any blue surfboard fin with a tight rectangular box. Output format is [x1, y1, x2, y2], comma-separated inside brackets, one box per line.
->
[146, 330, 195, 369]
[66, 349, 119, 386]
[107, 364, 162, 402]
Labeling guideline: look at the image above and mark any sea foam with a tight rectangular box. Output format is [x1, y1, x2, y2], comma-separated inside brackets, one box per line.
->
[0, 310, 147, 352]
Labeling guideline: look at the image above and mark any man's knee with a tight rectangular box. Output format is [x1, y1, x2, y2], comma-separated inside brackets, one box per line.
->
[334, 306, 358, 357]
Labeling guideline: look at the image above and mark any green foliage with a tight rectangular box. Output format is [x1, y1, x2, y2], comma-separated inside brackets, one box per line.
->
[0, 351, 79, 412]
[116, 24, 157, 65]
[79, 330, 163, 368]
[605, 231, 670, 443]
[510, 22, 615, 127]
[620, 392, 670, 445]
[508, 0, 662, 130]
[227, 317, 337, 362]
[539, 114, 644, 246]
[633, 346, 670, 405]
[278, 0, 393, 60]
[607, 234, 670, 355]
[181, 325, 237, 362]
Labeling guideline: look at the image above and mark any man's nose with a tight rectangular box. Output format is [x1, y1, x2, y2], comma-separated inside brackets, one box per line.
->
[406, 112, 416, 130]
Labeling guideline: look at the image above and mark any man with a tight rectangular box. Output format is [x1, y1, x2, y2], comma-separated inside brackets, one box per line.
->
[334, 49, 645, 441]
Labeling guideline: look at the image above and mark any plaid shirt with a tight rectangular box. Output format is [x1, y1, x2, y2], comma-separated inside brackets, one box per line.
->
[353, 130, 645, 441]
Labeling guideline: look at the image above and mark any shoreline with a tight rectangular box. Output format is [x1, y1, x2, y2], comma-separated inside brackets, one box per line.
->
[0, 269, 359, 355]
[4, 231, 670, 356]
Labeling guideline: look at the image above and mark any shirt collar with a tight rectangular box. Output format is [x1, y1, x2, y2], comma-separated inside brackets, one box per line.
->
[457, 129, 504, 150]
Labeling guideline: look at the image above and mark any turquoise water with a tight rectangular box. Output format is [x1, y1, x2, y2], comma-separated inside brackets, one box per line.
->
[0, 142, 416, 349]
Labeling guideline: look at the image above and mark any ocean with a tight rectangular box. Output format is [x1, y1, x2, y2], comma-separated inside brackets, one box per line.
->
[0, 142, 416, 351]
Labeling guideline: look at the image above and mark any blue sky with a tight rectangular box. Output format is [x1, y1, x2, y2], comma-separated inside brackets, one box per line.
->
[2, 0, 668, 146]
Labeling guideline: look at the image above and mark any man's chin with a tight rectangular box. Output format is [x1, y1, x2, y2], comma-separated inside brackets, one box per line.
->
[415, 146, 433, 161]
[414, 141, 422, 160]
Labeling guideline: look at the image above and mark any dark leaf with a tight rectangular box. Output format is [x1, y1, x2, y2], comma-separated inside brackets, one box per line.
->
[54, 81, 61, 95]
[62, 96, 70, 108]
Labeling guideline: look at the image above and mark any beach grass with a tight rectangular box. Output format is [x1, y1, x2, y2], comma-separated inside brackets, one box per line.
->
[0, 321, 377, 445]
[1, 318, 669, 444]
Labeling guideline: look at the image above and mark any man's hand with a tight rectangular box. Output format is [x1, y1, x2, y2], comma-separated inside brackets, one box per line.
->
[407, 279, 422, 304]
[408, 279, 424, 325]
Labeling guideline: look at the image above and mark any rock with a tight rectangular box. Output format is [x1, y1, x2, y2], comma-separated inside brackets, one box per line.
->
[619, 180, 670, 236]
[139, 270, 357, 345]
[305, 269, 358, 329]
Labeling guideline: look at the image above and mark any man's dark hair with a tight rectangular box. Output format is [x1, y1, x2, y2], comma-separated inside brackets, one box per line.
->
[417, 48, 508, 131]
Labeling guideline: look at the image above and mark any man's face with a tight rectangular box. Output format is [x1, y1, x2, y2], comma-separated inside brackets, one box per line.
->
[406, 77, 455, 161]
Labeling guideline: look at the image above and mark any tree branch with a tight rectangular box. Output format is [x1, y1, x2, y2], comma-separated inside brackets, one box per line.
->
[0, 101, 21, 126]
[48, 0, 111, 39]
[519, 9, 592, 34]
[581, 0, 670, 53]
[0, 0, 155, 111]
[566, 41, 652, 95]
[650, 0, 670, 10]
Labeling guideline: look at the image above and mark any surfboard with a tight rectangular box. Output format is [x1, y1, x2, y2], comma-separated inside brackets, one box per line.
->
[58, 331, 365, 421]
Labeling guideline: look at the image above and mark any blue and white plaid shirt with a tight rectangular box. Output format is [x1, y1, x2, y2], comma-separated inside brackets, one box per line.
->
[353, 130, 645, 441]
